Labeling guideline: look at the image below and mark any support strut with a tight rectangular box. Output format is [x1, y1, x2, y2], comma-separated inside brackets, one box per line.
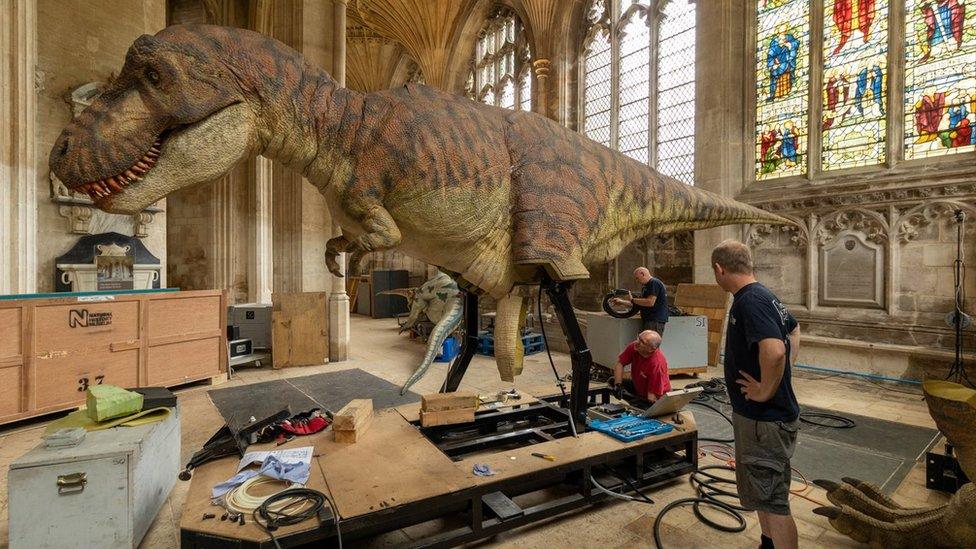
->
[441, 290, 480, 393]
[541, 275, 592, 432]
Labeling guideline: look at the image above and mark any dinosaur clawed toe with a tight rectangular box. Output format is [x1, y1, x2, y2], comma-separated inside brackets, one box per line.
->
[814, 477, 952, 547]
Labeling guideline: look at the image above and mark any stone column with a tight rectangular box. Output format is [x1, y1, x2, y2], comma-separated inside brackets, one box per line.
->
[249, 156, 274, 303]
[0, 0, 37, 294]
[328, 0, 350, 362]
[532, 59, 551, 118]
[692, 0, 749, 282]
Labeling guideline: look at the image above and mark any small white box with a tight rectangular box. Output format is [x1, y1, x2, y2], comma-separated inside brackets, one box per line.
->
[8, 407, 180, 549]
[229, 303, 273, 349]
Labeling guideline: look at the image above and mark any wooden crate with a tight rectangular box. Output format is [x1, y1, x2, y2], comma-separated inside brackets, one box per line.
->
[271, 292, 328, 369]
[675, 283, 731, 367]
[0, 290, 226, 427]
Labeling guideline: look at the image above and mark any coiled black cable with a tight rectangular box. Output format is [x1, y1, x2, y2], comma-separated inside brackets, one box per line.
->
[252, 488, 342, 549]
[653, 465, 747, 549]
[798, 411, 856, 429]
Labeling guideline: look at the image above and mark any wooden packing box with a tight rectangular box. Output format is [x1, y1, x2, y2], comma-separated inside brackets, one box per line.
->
[0, 289, 226, 427]
[271, 291, 328, 369]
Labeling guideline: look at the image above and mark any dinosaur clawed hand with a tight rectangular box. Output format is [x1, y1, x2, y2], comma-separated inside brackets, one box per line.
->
[812, 476, 953, 547]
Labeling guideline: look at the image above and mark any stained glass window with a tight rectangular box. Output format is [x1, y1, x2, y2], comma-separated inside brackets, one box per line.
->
[617, 9, 651, 163]
[755, 0, 810, 179]
[474, 8, 531, 111]
[583, 26, 613, 147]
[657, 0, 697, 184]
[822, 0, 888, 169]
[904, 0, 976, 159]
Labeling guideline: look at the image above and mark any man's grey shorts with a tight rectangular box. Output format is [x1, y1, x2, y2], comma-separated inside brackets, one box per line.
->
[732, 412, 799, 515]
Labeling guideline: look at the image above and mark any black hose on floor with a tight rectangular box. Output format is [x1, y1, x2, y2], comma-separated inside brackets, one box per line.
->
[653, 465, 747, 549]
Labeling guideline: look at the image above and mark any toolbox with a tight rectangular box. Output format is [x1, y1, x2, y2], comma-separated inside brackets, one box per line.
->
[8, 407, 181, 548]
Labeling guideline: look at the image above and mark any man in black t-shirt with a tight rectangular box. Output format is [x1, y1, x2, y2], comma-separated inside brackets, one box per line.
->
[712, 239, 801, 549]
[614, 267, 668, 334]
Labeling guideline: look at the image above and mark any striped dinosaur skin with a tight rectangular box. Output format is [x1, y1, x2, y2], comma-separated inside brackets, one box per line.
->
[49, 24, 792, 383]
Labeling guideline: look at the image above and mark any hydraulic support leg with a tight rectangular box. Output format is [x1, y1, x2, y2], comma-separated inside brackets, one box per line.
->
[441, 290, 480, 392]
[542, 276, 592, 431]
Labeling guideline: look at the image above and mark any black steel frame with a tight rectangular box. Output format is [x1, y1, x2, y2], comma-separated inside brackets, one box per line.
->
[440, 276, 594, 431]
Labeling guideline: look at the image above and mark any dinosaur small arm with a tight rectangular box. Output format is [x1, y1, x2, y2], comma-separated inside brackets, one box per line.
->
[48, 24, 793, 383]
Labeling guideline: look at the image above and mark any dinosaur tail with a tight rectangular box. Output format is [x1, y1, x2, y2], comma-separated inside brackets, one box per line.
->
[400, 298, 464, 395]
[640, 173, 793, 235]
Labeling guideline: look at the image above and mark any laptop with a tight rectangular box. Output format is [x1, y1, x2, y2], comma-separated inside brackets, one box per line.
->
[641, 386, 704, 418]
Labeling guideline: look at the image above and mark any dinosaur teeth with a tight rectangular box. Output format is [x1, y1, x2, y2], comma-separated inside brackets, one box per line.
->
[107, 177, 123, 191]
[135, 161, 149, 170]
[124, 169, 138, 180]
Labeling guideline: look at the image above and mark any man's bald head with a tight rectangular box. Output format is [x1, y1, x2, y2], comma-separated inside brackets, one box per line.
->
[635, 329, 662, 356]
[634, 267, 652, 285]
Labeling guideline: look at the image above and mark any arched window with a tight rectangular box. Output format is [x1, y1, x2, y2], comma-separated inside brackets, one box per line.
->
[755, 0, 975, 181]
[579, 0, 697, 183]
[474, 8, 533, 111]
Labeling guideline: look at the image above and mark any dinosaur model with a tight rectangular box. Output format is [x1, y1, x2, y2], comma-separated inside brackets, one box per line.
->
[48, 24, 790, 383]
[813, 380, 976, 547]
[391, 271, 463, 395]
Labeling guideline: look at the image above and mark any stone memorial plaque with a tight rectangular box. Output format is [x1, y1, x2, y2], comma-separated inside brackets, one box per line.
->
[819, 232, 884, 308]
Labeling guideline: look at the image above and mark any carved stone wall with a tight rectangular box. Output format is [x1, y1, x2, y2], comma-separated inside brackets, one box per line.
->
[34, 0, 168, 292]
[744, 189, 976, 374]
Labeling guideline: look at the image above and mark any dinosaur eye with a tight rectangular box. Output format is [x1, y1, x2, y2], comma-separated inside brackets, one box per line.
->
[146, 69, 160, 85]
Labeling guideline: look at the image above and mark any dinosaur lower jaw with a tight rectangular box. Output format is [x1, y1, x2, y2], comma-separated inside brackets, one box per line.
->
[72, 135, 164, 202]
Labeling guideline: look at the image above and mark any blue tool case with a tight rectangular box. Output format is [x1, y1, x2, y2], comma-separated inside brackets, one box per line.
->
[587, 414, 675, 442]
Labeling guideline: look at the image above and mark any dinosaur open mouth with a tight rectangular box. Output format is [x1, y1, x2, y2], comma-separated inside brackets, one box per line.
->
[74, 133, 165, 201]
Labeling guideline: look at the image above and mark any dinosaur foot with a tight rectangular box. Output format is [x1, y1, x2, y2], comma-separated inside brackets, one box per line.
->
[813, 477, 953, 547]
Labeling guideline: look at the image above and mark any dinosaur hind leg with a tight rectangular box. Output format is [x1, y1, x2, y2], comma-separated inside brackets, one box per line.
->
[401, 297, 463, 395]
[494, 292, 528, 382]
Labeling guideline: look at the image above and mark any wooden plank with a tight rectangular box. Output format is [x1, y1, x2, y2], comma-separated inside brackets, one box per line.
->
[0, 307, 22, 359]
[456, 411, 696, 486]
[421, 391, 479, 412]
[147, 338, 221, 386]
[318, 410, 469, 517]
[333, 398, 373, 431]
[0, 364, 22, 417]
[420, 408, 475, 427]
[669, 366, 708, 376]
[179, 438, 336, 542]
[675, 283, 729, 309]
[333, 429, 365, 443]
[272, 292, 328, 368]
[148, 329, 222, 347]
[146, 294, 222, 340]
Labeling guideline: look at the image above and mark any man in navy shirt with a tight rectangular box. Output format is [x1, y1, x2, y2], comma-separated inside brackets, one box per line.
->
[712, 239, 801, 549]
[615, 267, 669, 334]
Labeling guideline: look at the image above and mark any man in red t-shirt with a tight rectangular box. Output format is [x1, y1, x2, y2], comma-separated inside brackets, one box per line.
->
[610, 330, 671, 403]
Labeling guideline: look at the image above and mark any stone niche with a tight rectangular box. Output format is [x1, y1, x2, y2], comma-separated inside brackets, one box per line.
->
[819, 230, 885, 309]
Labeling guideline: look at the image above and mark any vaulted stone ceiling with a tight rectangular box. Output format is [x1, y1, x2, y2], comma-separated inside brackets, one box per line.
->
[345, 8, 408, 92]
[351, 0, 478, 89]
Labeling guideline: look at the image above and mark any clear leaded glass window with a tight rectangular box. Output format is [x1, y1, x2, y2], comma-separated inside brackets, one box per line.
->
[474, 8, 532, 111]
[656, 0, 697, 184]
[579, 0, 697, 183]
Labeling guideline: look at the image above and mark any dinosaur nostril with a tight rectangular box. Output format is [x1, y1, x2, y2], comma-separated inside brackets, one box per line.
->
[58, 137, 69, 157]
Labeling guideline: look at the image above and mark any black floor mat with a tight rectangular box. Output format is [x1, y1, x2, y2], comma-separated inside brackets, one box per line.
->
[690, 400, 939, 494]
[208, 369, 421, 433]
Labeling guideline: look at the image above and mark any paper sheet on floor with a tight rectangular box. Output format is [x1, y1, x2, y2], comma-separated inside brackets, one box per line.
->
[236, 446, 313, 472]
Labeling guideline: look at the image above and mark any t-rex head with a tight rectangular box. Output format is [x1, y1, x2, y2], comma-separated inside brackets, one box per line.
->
[49, 25, 260, 214]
